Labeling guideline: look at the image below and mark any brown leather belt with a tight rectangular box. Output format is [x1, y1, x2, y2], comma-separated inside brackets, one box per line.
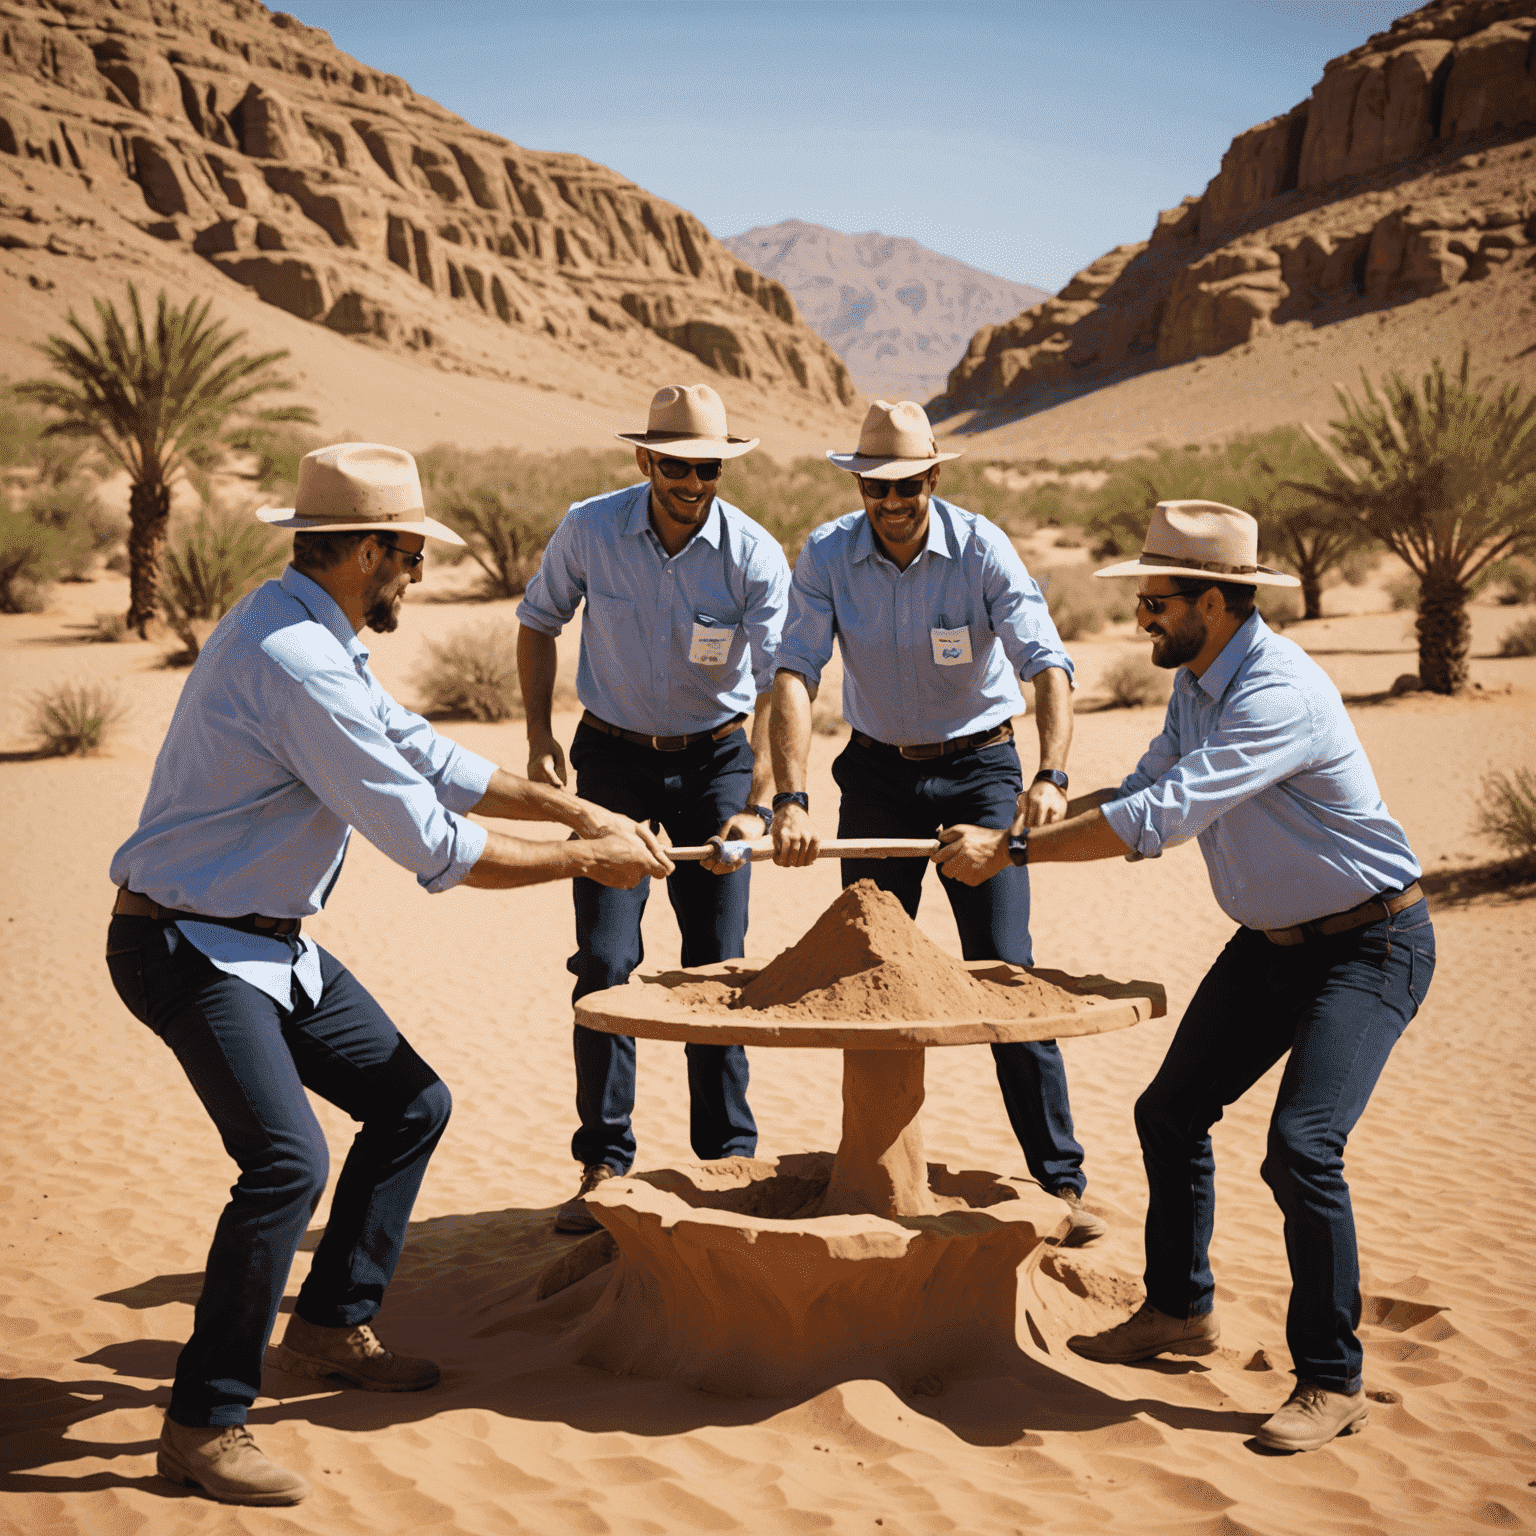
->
[1263, 883, 1424, 946]
[112, 887, 303, 938]
[580, 709, 747, 753]
[852, 721, 1014, 762]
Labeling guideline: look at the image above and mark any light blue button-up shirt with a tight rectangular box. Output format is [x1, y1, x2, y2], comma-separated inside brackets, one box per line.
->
[110, 566, 496, 1005]
[775, 497, 1073, 747]
[1101, 612, 1421, 930]
[516, 482, 790, 736]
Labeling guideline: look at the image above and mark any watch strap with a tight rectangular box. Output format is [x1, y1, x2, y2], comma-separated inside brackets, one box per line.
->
[772, 791, 810, 813]
[749, 804, 775, 828]
[1007, 829, 1030, 867]
[1033, 768, 1069, 791]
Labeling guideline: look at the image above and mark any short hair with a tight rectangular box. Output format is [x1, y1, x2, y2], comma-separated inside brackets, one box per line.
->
[292, 530, 373, 574]
[1172, 577, 1257, 621]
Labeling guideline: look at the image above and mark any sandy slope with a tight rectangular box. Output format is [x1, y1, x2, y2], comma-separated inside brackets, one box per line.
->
[1, 572, 1534, 1535]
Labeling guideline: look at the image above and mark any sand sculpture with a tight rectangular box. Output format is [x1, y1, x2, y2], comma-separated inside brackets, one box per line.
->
[552, 882, 1164, 1395]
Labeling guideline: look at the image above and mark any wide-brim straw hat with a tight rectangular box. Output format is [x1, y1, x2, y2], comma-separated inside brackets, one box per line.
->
[827, 399, 962, 478]
[615, 383, 758, 459]
[257, 442, 465, 544]
[1094, 500, 1300, 587]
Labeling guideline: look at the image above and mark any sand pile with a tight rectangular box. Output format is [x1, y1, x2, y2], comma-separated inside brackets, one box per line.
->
[722, 880, 1087, 1022]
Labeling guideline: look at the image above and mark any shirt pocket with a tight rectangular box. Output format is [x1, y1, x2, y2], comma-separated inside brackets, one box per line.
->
[927, 608, 977, 668]
[585, 588, 643, 651]
[689, 616, 736, 666]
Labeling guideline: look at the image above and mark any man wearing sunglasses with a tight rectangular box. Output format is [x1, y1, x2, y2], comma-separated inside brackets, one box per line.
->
[517, 384, 791, 1234]
[107, 444, 671, 1506]
[935, 500, 1432, 1453]
[769, 399, 1103, 1246]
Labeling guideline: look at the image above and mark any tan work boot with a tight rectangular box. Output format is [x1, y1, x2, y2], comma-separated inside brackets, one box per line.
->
[554, 1163, 619, 1235]
[157, 1418, 310, 1505]
[274, 1314, 440, 1392]
[1055, 1187, 1108, 1247]
[1068, 1300, 1221, 1362]
[1256, 1381, 1369, 1451]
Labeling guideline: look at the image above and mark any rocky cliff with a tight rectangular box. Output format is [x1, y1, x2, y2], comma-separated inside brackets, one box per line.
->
[934, 0, 1536, 422]
[0, 0, 857, 416]
[723, 220, 1046, 403]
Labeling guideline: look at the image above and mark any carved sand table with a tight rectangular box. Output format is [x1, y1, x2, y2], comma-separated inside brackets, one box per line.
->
[558, 883, 1166, 1396]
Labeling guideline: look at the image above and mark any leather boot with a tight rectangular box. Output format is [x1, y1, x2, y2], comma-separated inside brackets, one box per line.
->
[157, 1418, 310, 1505]
[274, 1314, 440, 1392]
[1257, 1381, 1369, 1451]
[1068, 1300, 1221, 1362]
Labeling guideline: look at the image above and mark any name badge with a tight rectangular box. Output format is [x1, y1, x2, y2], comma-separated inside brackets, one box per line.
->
[690, 622, 732, 666]
[930, 625, 972, 666]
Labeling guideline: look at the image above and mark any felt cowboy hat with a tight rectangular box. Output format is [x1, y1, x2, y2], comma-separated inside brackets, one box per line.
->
[1094, 500, 1300, 588]
[256, 442, 465, 544]
[827, 399, 962, 478]
[614, 383, 758, 459]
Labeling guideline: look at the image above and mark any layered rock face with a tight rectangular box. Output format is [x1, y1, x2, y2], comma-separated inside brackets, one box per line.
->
[936, 0, 1536, 418]
[0, 0, 855, 409]
[723, 219, 1046, 402]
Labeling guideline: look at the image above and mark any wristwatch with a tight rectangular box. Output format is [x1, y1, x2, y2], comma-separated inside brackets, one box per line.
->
[1033, 769, 1069, 791]
[1007, 829, 1030, 867]
[772, 791, 810, 814]
[749, 804, 775, 830]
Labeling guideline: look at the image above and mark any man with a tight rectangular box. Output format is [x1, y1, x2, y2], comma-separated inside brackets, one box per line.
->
[516, 384, 790, 1233]
[770, 399, 1102, 1244]
[108, 443, 670, 1507]
[935, 500, 1433, 1453]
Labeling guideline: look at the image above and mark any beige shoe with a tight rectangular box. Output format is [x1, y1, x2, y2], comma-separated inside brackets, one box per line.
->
[1068, 1300, 1221, 1363]
[1055, 1187, 1108, 1247]
[1256, 1381, 1369, 1451]
[273, 1314, 440, 1392]
[157, 1418, 310, 1505]
[554, 1163, 619, 1235]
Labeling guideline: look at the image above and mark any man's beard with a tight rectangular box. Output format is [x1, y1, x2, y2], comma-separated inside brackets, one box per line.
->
[1149, 609, 1206, 669]
[364, 576, 402, 633]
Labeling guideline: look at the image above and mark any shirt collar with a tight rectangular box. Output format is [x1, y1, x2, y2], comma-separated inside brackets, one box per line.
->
[1196, 610, 1267, 700]
[280, 565, 369, 664]
[624, 481, 724, 551]
[852, 496, 954, 565]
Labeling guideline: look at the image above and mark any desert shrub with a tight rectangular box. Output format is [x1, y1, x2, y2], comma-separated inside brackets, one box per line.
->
[811, 702, 848, 735]
[1100, 655, 1169, 708]
[1473, 768, 1536, 855]
[30, 680, 125, 756]
[1497, 616, 1536, 657]
[1255, 587, 1301, 629]
[160, 508, 288, 661]
[1337, 547, 1379, 587]
[22, 479, 102, 579]
[0, 508, 74, 611]
[91, 610, 127, 642]
[1385, 574, 1420, 611]
[1479, 557, 1536, 606]
[416, 622, 521, 720]
[1039, 565, 1128, 641]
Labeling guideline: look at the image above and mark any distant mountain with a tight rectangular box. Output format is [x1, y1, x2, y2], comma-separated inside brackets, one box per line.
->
[722, 220, 1048, 404]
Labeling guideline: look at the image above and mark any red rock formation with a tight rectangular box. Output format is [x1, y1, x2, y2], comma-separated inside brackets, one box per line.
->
[935, 0, 1536, 419]
[0, 0, 855, 408]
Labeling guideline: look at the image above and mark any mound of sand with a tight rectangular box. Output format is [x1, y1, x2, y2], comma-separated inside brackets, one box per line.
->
[730, 879, 1087, 1021]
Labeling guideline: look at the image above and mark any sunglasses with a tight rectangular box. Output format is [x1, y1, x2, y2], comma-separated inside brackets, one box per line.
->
[375, 536, 425, 569]
[651, 455, 722, 482]
[1135, 586, 1208, 616]
[859, 474, 930, 500]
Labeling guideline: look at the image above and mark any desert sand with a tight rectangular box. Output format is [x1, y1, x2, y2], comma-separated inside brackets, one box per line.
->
[2, 567, 1534, 1535]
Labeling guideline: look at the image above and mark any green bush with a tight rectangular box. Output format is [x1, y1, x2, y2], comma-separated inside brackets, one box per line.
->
[22, 479, 102, 580]
[1039, 565, 1129, 641]
[30, 680, 125, 755]
[1101, 655, 1169, 708]
[160, 508, 288, 661]
[416, 622, 522, 721]
[1480, 558, 1536, 607]
[1385, 574, 1420, 611]
[1256, 587, 1301, 630]
[0, 508, 74, 611]
[1497, 616, 1536, 657]
[1474, 768, 1536, 855]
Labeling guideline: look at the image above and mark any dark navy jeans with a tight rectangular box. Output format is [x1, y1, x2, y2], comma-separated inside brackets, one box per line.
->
[567, 721, 757, 1173]
[832, 735, 1088, 1195]
[106, 915, 451, 1428]
[1134, 898, 1435, 1392]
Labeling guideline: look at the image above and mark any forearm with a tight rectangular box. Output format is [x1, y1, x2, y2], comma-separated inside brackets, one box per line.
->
[469, 767, 592, 831]
[746, 692, 774, 806]
[460, 827, 604, 889]
[1031, 666, 1072, 773]
[516, 625, 558, 741]
[769, 670, 814, 793]
[1020, 807, 1132, 863]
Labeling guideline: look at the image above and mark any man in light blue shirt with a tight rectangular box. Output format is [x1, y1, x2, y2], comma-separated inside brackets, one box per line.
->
[107, 444, 669, 1507]
[936, 501, 1433, 1454]
[516, 385, 791, 1232]
[769, 400, 1102, 1244]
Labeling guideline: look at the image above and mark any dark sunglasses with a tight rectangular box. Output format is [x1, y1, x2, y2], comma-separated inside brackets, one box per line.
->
[652, 455, 722, 482]
[859, 474, 929, 500]
[374, 536, 425, 569]
[1135, 585, 1208, 616]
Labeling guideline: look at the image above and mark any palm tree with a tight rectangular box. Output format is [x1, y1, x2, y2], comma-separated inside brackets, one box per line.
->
[1300, 350, 1536, 693]
[16, 284, 316, 636]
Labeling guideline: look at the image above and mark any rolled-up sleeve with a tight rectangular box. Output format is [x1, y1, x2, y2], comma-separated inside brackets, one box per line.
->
[515, 511, 584, 636]
[981, 532, 1074, 685]
[1102, 681, 1316, 857]
[268, 661, 489, 891]
[375, 684, 496, 812]
[775, 539, 837, 688]
[743, 538, 791, 695]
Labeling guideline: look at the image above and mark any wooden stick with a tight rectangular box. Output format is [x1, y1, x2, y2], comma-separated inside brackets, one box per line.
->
[668, 837, 941, 863]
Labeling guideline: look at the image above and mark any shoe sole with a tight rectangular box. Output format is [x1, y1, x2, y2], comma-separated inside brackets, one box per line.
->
[156, 1451, 308, 1506]
[271, 1344, 440, 1392]
[1255, 1407, 1369, 1453]
[1068, 1335, 1221, 1364]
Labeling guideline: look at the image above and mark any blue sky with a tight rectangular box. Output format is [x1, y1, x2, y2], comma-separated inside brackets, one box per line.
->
[291, 0, 1415, 293]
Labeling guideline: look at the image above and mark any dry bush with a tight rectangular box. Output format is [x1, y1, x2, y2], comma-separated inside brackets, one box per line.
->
[30, 681, 125, 756]
[1100, 655, 1169, 708]
[91, 610, 127, 642]
[0, 508, 78, 611]
[1497, 616, 1536, 657]
[1474, 768, 1536, 855]
[1480, 558, 1536, 606]
[811, 703, 848, 736]
[1039, 565, 1128, 641]
[416, 622, 522, 721]
[1386, 574, 1420, 611]
[160, 509, 287, 662]
[1256, 587, 1301, 630]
